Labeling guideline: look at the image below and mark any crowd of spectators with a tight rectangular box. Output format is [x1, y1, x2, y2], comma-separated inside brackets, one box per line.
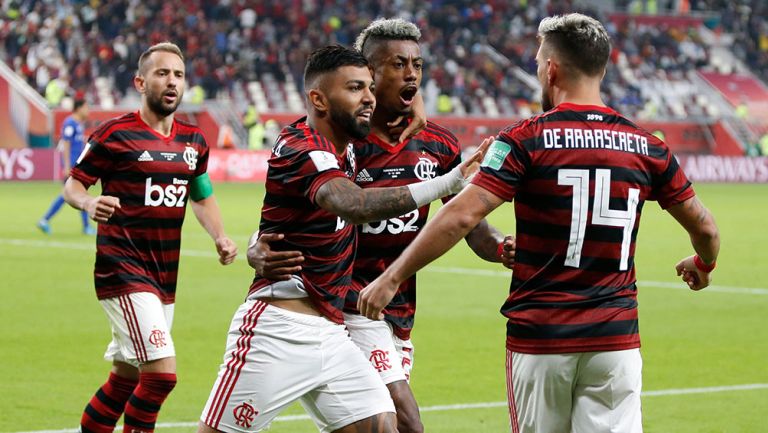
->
[690, 0, 768, 83]
[0, 0, 759, 119]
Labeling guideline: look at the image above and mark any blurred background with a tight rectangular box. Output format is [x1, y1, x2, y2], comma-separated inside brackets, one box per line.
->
[1, 0, 766, 181]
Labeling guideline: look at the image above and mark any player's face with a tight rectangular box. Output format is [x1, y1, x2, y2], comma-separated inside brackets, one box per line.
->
[327, 65, 376, 140]
[136, 51, 185, 117]
[536, 44, 554, 112]
[370, 40, 422, 115]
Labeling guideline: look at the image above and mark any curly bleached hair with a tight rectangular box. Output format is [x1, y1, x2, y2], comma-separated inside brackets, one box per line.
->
[354, 18, 421, 58]
[538, 13, 610, 77]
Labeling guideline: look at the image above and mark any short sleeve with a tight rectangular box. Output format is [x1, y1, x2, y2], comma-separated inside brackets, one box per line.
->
[70, 135, 113, 187]
[471, 125, 530, 202]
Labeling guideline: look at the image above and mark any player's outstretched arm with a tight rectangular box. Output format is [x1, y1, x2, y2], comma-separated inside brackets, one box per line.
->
[247, 232, 304, 280]
[63, 177, 120, 223]
[666, 195, 720, 290]
[190, 195, 237, 265]
[316, 137, 492, 225]
[358, 184, 505, 320]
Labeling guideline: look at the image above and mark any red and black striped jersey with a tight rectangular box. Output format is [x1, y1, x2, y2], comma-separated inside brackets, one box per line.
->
[472, 103, 695, 354]
[346, 121, 461, 340]
[70, 112, 209, 304]
[250, 119, 357, 324]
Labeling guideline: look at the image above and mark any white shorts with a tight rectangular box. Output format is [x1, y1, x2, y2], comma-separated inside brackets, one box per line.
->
[506, 348, 642, 433]
[201, 298, 395, 433]
[99, 292, 175, 367]
[343, 312, 414, 385]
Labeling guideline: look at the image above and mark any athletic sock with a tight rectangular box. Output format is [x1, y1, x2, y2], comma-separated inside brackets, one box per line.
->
[81, 373, 139, 433]
[122, 372, 177, 433]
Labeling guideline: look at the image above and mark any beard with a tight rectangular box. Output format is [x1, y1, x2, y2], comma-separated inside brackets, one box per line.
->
[146, 90, 181, 117]
[541, 86, 554, 112]
[330, 105, 371, 140]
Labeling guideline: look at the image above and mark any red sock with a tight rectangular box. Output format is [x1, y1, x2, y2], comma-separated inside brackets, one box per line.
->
[81, 373, 139, 433]
[122, 372, 177, 433]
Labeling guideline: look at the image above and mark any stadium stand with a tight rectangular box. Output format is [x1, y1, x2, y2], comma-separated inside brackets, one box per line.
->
[1, 0, 766, 154]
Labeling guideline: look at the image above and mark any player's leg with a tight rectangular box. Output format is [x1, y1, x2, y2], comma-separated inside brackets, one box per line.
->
[571, 349, 643, 433]
[386, 381, 421, 433]
[81, 210, 95, 234]
[80, 361, 139, 433]
[98, 292, 178, 433]
[301, 315, 396, 433]
[506, 350, 577, 433]
[37, 195, 66, 233]
[343, 313, 422, 433]
[199, 299, 324, 433]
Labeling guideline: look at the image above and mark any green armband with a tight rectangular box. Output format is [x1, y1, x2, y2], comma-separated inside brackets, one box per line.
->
[190, 173, 214, 201]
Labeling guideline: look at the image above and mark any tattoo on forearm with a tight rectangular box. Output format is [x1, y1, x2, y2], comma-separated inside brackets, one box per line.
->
[686, 197, 709, 224]
[318, 179, 417, 223]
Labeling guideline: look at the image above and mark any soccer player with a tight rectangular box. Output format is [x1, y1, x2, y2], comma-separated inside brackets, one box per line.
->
[358, 13, 720, 433]
[63, 42, 238, 433]
[248, 18, 515, 433]
[198, 45, 488, 433]
[37, 99, 95, 235]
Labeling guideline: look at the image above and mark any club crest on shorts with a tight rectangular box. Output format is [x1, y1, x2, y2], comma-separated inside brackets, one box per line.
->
[148, 329, 166, 348]
[183, 144, 198, 170]
[369, 349, 391, 372]
[233, 402, 258, 428]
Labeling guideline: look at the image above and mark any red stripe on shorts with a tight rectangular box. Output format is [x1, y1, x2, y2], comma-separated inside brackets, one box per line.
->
[506, 350, 519, 433]
[118, 295, 146, 363]
[205, 300, 268, 428]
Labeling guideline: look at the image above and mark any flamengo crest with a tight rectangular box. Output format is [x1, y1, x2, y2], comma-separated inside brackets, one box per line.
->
[369, 349, 391, 372]
[148, 329, 166, 348]
[183, 144, 198, 170]
[233, 402, 258, 428]
[414, 157, 437, 180]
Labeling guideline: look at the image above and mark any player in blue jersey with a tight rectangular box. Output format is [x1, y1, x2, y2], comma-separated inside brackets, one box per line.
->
[37, 99, 94, 235]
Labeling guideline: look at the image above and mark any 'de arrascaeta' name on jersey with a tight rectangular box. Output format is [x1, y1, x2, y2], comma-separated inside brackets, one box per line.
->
[543, 127, 649, 155]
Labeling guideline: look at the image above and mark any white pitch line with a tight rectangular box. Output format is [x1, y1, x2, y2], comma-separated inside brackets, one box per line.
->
[1, 238, 767, 295]
[9, 383, 768, 433]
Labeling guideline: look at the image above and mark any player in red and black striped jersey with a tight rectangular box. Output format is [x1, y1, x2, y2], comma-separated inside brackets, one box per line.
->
[64, 43, 237, 433]
[359, 14, 720, 433]
[247, 19, 514, 433]
[199, 45, 487, 433]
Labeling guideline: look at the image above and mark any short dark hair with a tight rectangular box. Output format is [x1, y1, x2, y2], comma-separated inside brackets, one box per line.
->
[137, 42, 184, 75]
[73, 99, 86, 111]
[538, 13, 610, 78]
[303, 45, 369, 91]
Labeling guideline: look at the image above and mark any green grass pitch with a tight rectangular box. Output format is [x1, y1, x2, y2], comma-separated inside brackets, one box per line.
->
[0, 181, 766, 433]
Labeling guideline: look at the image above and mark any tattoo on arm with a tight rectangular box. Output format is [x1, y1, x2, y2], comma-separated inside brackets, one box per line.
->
[315, 178, 418, 225]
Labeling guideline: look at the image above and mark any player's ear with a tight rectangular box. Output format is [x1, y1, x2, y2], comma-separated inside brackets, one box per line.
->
[134, 74, 145, 94]
[308, 88, 329, 113]
[546, 58, 558, 87]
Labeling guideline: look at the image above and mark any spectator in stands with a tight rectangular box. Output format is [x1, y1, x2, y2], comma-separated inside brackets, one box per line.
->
[243, 105, 265, 150]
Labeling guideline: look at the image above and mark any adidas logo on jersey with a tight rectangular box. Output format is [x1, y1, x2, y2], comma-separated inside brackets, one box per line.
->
[356, 169, 374, 183]
[138, 150, 154, 161]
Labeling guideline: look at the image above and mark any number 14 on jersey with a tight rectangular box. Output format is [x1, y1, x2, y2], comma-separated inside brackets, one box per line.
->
[558, 169, 639, 271]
